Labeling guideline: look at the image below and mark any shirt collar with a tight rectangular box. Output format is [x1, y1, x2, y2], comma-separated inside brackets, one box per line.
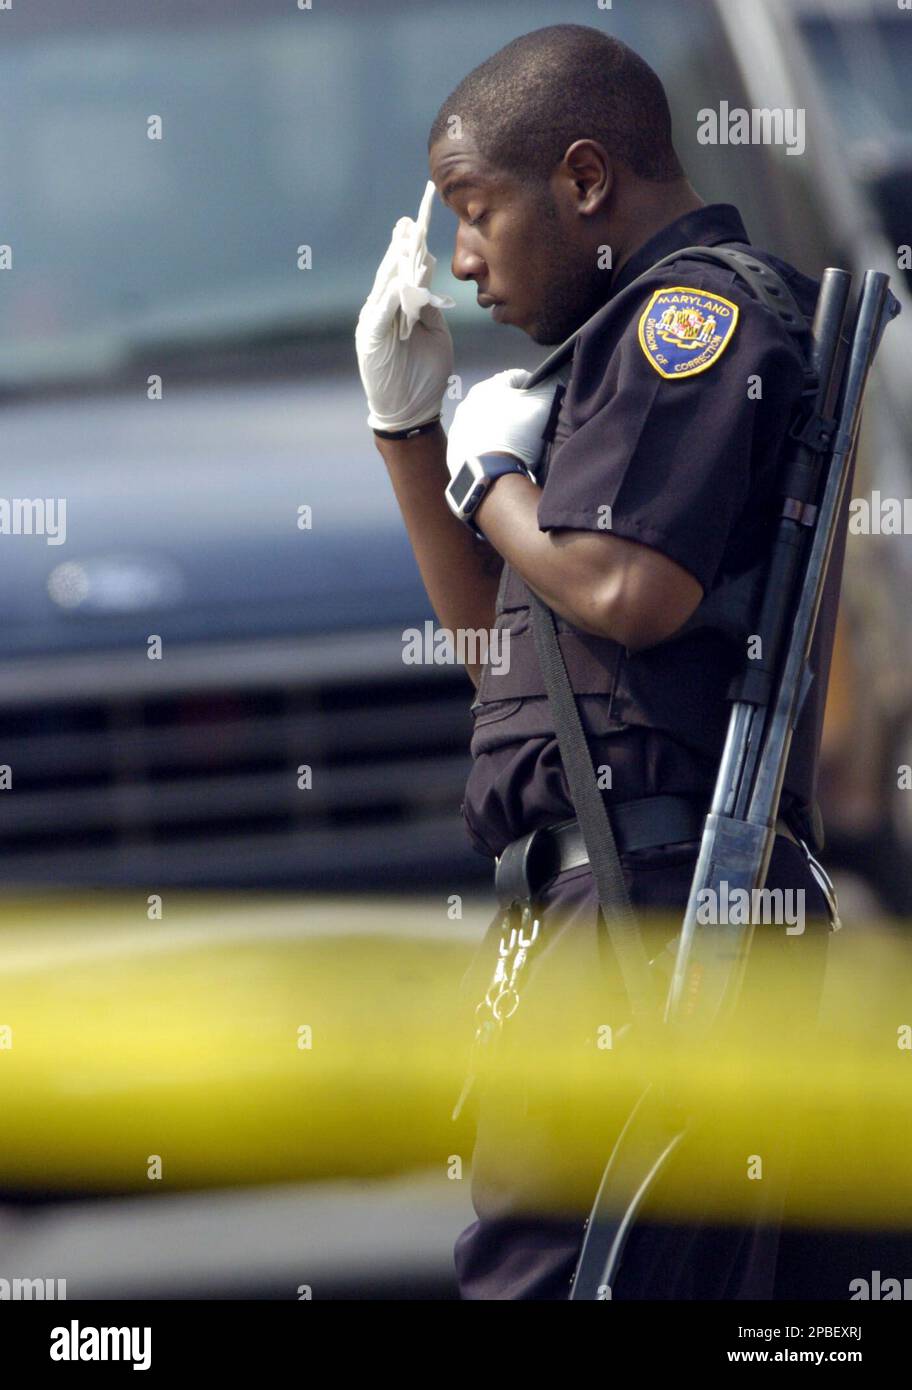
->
[609, 203, 751, 299]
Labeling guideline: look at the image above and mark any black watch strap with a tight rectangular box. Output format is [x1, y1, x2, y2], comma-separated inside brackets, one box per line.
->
[464, 454, 530, 538]
[372, 417, 441, 440]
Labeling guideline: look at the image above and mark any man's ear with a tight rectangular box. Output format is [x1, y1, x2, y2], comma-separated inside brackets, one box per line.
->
[557, 139, 613, 216]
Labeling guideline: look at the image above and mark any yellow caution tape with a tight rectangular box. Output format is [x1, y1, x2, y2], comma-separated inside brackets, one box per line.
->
[0, 895, 908, 1228]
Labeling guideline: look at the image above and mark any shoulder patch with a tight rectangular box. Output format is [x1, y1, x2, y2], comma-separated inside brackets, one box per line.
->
[637, 285, 739, 379]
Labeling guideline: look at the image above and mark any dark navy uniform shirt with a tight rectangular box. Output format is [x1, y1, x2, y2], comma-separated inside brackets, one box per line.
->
[462, 204, 847, 861]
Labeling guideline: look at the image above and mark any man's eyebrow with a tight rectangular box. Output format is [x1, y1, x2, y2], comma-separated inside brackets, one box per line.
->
[440, 175, 480, 204]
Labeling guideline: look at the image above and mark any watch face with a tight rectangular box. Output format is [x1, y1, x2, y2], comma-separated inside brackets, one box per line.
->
[450, 462, 476, 508]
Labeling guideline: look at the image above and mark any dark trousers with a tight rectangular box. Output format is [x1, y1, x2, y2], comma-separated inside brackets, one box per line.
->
[454, 836, 831, 1300]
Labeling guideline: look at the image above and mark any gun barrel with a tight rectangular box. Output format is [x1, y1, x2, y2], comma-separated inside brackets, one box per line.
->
[749, 270, 892, 827]
[729, 267, 851, 820]
[667, 270, 894, 1033]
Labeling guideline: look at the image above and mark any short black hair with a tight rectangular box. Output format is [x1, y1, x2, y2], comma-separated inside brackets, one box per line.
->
[428, 23, 683, 185]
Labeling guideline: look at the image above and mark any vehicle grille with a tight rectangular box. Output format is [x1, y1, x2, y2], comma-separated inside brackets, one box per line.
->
[0, 649, 480, 889]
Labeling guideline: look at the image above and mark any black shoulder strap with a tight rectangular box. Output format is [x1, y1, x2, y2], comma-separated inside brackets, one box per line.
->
[529, 589, 656, 1022]
[526, 242, 813, 389]
[647, 245, 809, 343]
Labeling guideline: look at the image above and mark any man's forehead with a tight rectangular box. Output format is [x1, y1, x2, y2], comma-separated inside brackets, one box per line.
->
[429, 140, 498, 202]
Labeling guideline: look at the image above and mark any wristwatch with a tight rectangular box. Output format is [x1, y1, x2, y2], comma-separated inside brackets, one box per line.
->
[445, 452, 531, 538]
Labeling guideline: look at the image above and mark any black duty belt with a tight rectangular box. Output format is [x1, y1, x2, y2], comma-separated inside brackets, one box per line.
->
[494, 794, 797, 909]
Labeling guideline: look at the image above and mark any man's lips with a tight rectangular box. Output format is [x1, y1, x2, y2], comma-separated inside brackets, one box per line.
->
[477, 293, 507, 321]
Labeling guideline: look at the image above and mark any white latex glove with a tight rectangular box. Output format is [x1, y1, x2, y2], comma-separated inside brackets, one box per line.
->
[446, 368, 559, 480]
[355, 180, 456, 433]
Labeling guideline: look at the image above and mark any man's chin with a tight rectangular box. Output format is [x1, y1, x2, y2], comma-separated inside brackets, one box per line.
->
[526, 311, 586, 346]
[498, 314, 547, 343]
[497, 308, 572, 346]
[529, 325, 569, 346]
[514, 315, 558, 345]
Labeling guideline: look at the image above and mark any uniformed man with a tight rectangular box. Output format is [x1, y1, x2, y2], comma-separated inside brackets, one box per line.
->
[356, 23, 840, 1300]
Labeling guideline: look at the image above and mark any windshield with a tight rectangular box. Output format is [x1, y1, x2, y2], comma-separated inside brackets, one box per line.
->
[0, 0, 730, 389]
[0, 6, 367, 386]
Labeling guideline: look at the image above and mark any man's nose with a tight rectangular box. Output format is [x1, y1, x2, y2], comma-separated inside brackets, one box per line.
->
[451, 227, 485, 283]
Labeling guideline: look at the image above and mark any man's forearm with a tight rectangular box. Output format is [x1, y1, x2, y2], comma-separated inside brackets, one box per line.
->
[375, 422, 504, 687]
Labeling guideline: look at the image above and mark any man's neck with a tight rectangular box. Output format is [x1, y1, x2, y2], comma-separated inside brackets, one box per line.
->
[611, 181, 706, 280]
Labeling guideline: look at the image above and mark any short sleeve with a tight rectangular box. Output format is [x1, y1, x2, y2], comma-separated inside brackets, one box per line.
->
[536, 281, 803, 593]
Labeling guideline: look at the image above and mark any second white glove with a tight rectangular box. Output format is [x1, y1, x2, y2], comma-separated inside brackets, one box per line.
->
[446, 368, 559, 480]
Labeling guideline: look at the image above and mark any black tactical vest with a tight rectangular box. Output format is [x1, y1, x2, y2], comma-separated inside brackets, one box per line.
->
[472, 391, 746, 762]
